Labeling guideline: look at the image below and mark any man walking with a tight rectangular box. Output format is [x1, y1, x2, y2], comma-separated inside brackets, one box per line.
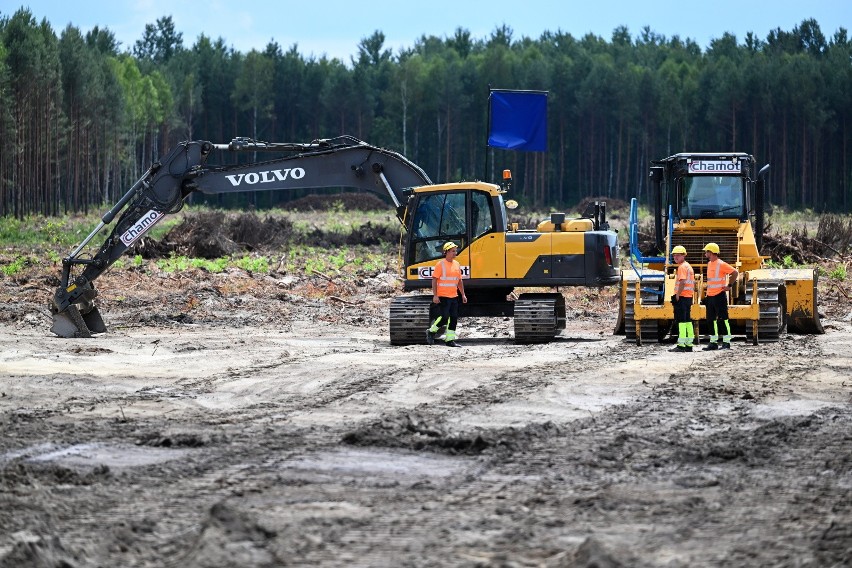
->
[702, 242, 738, 350]
[426, 242, 467, 347]
[671, 245, 695, 352]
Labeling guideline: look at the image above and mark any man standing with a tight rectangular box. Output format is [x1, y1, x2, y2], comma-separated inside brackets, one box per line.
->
[671, 245, 695, 352]
[426, 242, 468, 347]
[702, 242, 738, 350]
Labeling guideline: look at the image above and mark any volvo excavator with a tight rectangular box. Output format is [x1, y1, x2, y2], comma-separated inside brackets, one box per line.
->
[614, 152, 824, 345]
[51, 136, 619, 343]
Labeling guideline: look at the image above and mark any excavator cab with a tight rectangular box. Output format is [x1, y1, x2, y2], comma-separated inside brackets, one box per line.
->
[406, 188, 496, 265]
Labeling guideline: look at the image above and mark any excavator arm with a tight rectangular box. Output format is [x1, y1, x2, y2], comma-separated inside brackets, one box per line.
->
[50, 136, 432, 337]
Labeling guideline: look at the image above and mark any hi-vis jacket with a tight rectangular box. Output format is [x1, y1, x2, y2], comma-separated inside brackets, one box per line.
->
[676, 262, 695, 298]
[433, 259, 462, 298]
[706, 258, 735, 297]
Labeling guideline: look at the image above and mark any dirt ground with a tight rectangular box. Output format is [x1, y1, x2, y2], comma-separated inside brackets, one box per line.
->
[1, 260, 851, 567]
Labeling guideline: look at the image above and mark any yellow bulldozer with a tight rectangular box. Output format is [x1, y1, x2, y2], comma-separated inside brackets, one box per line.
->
[614, 152, 824, 345]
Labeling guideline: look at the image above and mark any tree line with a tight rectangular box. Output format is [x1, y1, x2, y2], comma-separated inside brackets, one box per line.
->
[0, 7, 850, 219]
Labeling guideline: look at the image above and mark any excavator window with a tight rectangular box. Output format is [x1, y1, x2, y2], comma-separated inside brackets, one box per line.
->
[409, 192, 468, 264]
[471, 191, 494, 239]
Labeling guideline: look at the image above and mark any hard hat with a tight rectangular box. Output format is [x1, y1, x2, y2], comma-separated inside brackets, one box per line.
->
[442, 241, 459, 252]
[703, 242, 720, 254]
[672, 245, 687, 255]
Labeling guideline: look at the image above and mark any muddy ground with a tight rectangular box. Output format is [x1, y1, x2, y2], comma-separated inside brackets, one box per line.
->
[1, 255, 851, 567]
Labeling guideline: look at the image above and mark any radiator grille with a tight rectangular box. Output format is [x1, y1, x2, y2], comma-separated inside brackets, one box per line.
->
[672, 234, 739, 267]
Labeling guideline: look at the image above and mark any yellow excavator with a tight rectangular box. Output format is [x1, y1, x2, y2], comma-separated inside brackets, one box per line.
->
[51, 136, 619, 343]
[614, 152, 823, 345]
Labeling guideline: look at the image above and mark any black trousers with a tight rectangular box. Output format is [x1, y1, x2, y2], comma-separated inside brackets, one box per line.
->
[432, 296, 459, 331]
[704, 293, 729, 323]
[673, 296, 692, 323]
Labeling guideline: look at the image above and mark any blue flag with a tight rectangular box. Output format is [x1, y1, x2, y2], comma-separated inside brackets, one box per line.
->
[488, 90, 548, 152]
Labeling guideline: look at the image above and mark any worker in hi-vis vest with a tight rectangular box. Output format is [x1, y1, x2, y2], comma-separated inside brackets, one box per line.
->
[426, 241, 467, 347]
[702, 242, 738, 350]
[670, 245, 695, 352]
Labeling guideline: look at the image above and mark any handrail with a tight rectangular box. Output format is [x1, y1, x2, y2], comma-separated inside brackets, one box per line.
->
[628, 198, 665, 284]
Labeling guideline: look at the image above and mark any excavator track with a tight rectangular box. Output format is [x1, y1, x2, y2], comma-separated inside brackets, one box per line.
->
[513, 293, 566, 344]
[389, 295, 433, 345]
[743, 279, 784, 343]
[624, 282, 663, 345]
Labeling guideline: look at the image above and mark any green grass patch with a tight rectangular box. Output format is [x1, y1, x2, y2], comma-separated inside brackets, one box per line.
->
[765, 254, 802, 269]
[156, 255, 230, 274]
[829, 264, 847, 281]
[1, 255, 35, 276]
[0, 212, 183, 247]
[234, 255, 270, 273]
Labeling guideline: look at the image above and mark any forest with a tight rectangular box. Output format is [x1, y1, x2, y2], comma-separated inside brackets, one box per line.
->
[0, 7, 850, 218]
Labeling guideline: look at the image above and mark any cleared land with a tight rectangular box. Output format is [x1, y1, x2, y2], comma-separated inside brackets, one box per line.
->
[0, 209, 850, 567]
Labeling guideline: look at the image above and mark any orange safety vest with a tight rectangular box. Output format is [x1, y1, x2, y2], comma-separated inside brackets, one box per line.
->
[705, 258, 735, 297]
[676, 262, 695, 298]
[433, 259, 462, 298]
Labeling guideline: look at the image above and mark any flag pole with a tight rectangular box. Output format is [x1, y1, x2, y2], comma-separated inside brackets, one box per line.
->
[485, 84, 492, 183]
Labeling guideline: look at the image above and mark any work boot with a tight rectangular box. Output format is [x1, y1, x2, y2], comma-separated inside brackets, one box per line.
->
[721, 342, 731, 349]
[426, 330, 436, 345]
[670, 345, 693, 353]
[445, 340, 461, 347]
[704, 343, 719, 351]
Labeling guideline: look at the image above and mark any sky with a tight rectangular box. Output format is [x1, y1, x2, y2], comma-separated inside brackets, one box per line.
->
[9, 0, 852, 62]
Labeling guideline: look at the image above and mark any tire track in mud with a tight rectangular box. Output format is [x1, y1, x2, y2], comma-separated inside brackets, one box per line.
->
[314, 336, 852, 565]
[424, 384, 852, 566]
[2, 321, 850, 567]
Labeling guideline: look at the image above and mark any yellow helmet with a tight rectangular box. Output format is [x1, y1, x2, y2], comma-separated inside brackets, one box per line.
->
[671, 245, 687, 255]
[703, 242, 720, 254]
[442, 241, 459, 252]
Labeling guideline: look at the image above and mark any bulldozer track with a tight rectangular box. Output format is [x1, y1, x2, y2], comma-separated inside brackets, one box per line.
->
[513, 294, 566, 344]
[389, 295, 433, 345]
[743, 279, 785, 342]
[624, 282, 663, 344]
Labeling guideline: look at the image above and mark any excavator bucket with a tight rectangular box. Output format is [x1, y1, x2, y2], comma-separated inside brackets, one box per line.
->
[50, 303, 106, 338]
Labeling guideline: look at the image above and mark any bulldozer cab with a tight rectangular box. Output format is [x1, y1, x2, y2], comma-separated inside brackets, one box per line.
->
[678, 175, 745, 220]
[651, 153, 761, 255]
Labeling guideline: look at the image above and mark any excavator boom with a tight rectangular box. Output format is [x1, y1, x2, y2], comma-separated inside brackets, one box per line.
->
[50, 136, 432, 337]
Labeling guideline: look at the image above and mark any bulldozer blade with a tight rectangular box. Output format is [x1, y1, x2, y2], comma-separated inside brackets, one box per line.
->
[50, 305, 92, 338]
[788, 310, 825, 334]
[783, 270, 825, 335]
[750, 267, 825, 336]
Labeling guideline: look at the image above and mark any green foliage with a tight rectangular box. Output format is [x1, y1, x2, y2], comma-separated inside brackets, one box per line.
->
[0, 214, 180, 247]
[280, 244, 388, 276]
[2, 10, 852, 220]
[1, 255, 33, 276]
[156, 254, 229, 273]
[766, 254, 801, 269]
[0, 215, 92, 246]
[304, 248, 348, 275]
[234, 255, 270, 273]
[829, 264, 847, 281]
